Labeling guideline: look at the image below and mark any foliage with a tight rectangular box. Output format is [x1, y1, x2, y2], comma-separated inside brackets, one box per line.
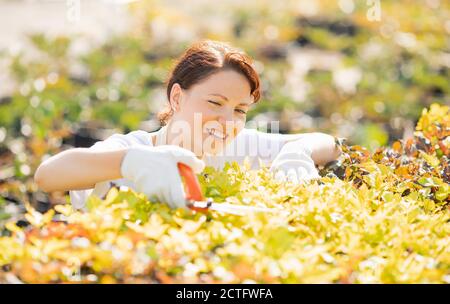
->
[0, 0, 448, 212]
[0, 104, 448, 284]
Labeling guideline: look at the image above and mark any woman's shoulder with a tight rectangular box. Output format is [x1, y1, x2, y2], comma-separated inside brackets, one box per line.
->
[93, 129, 154, 150]
[112, 129, 153, 145]
[125, 130, 155, 146]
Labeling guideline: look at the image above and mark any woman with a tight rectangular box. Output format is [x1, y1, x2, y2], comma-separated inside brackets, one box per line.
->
[34, 40, 341, 210]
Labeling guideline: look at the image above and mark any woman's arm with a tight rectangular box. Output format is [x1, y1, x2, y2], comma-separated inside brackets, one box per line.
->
[34, 147, 128, 192]
[284, 132, 341, 166]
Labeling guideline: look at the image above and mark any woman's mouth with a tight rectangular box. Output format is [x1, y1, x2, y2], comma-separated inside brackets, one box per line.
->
[205, 127, 228, 140]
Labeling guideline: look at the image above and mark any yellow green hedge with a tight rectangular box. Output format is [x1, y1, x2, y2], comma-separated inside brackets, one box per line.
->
[0, 104, 449, 283]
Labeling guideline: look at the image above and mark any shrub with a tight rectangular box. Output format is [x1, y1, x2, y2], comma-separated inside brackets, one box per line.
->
[0, 104, 448, 283]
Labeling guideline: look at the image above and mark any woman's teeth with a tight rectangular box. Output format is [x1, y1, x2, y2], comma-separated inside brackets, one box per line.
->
[206, 128, 227, 140]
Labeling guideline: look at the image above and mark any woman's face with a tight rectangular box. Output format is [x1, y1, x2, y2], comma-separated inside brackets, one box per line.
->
[168, 69, 254, 157]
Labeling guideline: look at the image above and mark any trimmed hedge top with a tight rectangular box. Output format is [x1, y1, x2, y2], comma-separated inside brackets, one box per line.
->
[0, 104, 449, 283]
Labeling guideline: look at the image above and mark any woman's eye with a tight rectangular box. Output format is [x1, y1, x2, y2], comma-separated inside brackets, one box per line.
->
[207, 100, 221, 106]
[235, 109, 247, 115]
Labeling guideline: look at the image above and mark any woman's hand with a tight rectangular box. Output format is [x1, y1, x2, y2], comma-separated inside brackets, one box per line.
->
[120, 145, 205, 209]
[269, 140, 320, 184]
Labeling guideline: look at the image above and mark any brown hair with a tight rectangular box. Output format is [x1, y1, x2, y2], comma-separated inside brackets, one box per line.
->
[158, 40, 261, 125]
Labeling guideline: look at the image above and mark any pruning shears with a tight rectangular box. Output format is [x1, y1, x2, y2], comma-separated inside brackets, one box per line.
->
[177, 163, 275, 216]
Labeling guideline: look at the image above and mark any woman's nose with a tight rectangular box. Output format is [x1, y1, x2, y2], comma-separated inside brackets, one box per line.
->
[217, 108, 235, 125]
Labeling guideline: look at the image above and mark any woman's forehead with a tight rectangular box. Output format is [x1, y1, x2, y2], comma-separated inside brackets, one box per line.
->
[192, 70, 253, 103]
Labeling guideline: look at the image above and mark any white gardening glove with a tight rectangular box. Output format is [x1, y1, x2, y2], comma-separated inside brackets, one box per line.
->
[120, 145, 205, 209]
[270, 140, 320, 184]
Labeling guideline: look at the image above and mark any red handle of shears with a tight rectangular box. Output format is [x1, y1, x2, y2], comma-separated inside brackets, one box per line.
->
[177, 163, 209, 213]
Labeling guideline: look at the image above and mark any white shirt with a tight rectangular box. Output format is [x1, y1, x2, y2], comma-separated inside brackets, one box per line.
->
[69, 127, 310, 210]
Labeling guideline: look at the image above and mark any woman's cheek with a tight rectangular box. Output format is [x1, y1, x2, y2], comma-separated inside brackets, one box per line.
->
[199, 108, 216, 124]
[224, 117, 244, 144]
[234, 116, 246, 133]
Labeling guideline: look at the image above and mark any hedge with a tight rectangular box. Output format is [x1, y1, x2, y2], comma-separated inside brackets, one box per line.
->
[0, 104, 448, 283]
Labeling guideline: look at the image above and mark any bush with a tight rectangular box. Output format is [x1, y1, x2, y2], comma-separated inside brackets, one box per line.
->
[0, 104, 448, 283]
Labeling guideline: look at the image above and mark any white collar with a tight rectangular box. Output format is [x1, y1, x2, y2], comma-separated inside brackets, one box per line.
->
[155, 125, 168, 146]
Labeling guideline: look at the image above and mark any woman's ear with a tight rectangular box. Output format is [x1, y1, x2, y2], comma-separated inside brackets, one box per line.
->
[169, 83, 182, 112]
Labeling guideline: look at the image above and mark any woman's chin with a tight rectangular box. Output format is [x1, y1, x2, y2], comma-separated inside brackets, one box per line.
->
[200, 134, 229, 155]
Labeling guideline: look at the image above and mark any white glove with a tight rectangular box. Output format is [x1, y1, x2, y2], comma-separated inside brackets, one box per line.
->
[270, 140, 320, 184]
[120, 145, 205, 209]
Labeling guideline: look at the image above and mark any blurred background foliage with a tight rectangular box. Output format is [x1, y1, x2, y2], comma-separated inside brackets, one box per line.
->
[0, 0, 448, 215]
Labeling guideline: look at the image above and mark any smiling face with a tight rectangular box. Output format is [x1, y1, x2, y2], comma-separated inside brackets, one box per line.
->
[166, 69, 254, 157]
